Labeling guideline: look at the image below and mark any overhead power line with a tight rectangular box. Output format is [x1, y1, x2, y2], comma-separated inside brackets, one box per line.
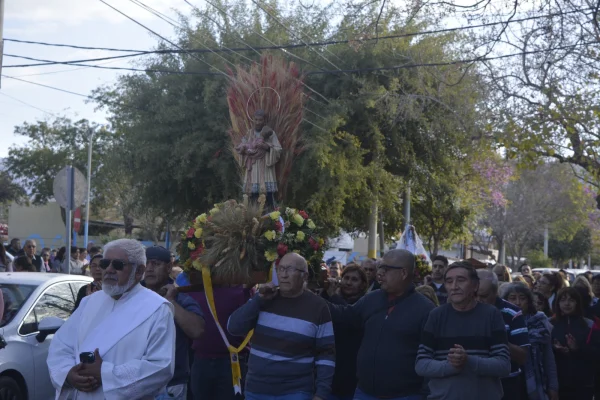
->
[3, 7, 591, 55]
[2, 40, 595, 76]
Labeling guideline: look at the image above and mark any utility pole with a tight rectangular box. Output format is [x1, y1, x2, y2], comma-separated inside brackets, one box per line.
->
[83, 129, 94, 247]
[403, 184, 411, 228]
[543, 226, 549, 258]
[367, 201, 378, 259]
[0, 0, 5, 88]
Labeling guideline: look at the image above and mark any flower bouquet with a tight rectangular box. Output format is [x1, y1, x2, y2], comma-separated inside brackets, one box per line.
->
[414, 254, 432, 282]
[176, 196, 325, 286]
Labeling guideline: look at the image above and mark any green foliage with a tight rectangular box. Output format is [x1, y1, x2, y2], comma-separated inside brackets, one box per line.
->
[0, 171, 26, 205]
[4, 118, 116, 207]
[525, 250, 552, 269]
[548, 228, 593, 264]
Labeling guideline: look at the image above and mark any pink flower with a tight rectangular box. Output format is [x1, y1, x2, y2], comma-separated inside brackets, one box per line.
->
[186, 227, 196, 238]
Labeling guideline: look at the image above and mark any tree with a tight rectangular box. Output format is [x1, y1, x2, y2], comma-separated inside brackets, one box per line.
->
[91, 0, 490, 238]
[547, 228, 592, 267]
[476, 163, 594, 268]
[0, 171, 26, 205]
[3, 118, 139, 231]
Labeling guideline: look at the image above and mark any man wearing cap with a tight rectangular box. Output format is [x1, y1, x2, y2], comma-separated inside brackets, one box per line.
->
[143, 246, 205, 400]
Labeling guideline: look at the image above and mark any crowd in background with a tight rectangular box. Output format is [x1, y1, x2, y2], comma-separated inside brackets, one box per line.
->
[4, 235, 600, 400]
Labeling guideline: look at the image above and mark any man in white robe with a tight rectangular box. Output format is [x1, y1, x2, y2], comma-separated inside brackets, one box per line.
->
[47, 238, 176, 400]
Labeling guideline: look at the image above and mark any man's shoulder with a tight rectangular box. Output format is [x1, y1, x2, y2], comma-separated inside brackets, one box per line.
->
[408, 288, 436, 312]
[176, 292, 203, 315]
[496, 298, 522, 319]
[300, 290, 329, 307]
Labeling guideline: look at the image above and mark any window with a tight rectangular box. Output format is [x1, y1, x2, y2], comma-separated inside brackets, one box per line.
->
[19, 283, 76, 336]
[0, 284, 37, 327]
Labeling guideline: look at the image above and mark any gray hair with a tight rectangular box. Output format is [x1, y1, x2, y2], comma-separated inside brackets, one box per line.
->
[23, 239, 36, 247]
[103, 239, 147, 266]
[477, 269, 499, 291]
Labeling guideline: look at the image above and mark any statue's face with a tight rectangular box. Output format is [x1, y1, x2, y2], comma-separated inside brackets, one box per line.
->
[255, 115, 265, 131]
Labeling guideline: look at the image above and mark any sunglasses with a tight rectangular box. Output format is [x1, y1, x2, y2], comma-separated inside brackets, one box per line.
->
[99, 259, 133, 271]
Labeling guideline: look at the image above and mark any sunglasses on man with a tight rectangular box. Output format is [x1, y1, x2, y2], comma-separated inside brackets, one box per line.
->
[99, 259, 134, 271]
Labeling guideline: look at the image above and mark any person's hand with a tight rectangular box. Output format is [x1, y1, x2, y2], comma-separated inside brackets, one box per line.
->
[67, 363, 98, 392]
[80, 349, 103, 386]
[553, 339, 569, 354]
[161, 284, 178, 302]
[447, 344, 468, 369]
[326, 278, 340, 298]
[566, 334, 578, 351]
[547, 390, 559, 400]
[423, 275, 432, 285]
[258, 283, 278, 300]
[259, 141, 271, 150]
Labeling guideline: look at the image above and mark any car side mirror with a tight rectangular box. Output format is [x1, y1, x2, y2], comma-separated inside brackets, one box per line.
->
[36, 316, 64, 343]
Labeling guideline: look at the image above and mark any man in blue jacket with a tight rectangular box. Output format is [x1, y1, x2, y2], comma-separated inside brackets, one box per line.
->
[327, 249, 435, 400]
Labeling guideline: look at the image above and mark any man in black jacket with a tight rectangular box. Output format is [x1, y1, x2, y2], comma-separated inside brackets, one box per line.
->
[327, 249, 434, 400]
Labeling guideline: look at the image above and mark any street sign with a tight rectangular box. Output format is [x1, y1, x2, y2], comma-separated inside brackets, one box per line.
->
[73, 208, 82, 231]
[53, 167, 87, 209]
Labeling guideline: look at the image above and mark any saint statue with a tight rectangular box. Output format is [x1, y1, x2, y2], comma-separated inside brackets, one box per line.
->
[235, 110, 282, 207]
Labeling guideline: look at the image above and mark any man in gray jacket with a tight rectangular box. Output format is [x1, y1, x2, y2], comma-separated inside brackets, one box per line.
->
[415, 261, 511, 400]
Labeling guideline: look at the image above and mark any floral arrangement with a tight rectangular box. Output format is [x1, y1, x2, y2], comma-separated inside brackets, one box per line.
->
[415, 254, 431, 281]
[261, 207, 325, 276]
[177, 196, 326, 283]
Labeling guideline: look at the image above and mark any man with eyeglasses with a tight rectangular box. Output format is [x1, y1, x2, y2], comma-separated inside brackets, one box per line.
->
[47, 238, 176, 400]
[228, 252, 335, 400]
[326, 249, 435, 400]
[22, 239, 45, 273]
[142, 246, 205, 400]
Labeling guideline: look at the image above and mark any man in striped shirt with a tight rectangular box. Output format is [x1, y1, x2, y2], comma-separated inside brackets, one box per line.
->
[228, 252, 335, 400]
[416, 261, 511, 400]
[477, 269, 530, 400]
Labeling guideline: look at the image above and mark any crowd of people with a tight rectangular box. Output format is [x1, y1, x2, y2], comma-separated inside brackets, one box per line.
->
[0, 237, 106, 274]
[1, 235, 597, 400]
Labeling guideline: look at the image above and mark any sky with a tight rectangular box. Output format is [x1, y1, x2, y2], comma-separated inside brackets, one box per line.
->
[1, 0, 193, 157]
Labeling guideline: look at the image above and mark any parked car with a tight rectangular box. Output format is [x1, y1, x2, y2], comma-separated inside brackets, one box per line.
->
[0, 272, 92, 399]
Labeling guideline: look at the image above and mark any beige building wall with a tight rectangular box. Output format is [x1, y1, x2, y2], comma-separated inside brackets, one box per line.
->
[8, 202, 67, 249]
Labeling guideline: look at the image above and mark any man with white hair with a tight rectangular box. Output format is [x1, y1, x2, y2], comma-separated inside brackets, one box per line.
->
[23, 239, 45, 273]
[47, 239, 176, 399]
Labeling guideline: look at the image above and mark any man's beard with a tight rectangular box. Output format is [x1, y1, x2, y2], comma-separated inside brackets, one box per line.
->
[102, 268, 137, 297]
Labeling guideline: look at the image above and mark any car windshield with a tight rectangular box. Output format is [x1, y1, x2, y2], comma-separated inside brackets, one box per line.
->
[0, 284, 37, 327]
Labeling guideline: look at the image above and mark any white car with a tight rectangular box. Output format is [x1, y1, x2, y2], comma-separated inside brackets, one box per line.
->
[0, 272, 92, 399]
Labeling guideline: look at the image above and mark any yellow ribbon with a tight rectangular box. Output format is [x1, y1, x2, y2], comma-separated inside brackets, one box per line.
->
[201, 267, 253, 394]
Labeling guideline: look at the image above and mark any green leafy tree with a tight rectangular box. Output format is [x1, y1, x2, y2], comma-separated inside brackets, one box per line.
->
[0, 171, 26, 205]
[3, 118, 138, 231]
[91, 0, 489, 237]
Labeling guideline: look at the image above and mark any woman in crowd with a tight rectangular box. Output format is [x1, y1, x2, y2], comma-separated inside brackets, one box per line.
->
[51, 247, 66, 272]
[324, 265, 368, 400]
[493, 264, 512, 282]
[0, 245, 9, 272]
[14, 256, 36, 272]
[534, 292, 553, 318]
[522, 274, 535, 289]
[415, 284, 439, 306]
[62, 246, 83, 274]
[503, 284, 558, 400]
[551, 287, 599, 400]
[537, 273, 563, 310]
[573, 275, 598, 306]
[73, 254, 103, 311]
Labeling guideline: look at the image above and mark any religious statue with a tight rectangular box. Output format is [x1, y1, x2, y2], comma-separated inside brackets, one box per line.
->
[235, 110, 282, 207]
